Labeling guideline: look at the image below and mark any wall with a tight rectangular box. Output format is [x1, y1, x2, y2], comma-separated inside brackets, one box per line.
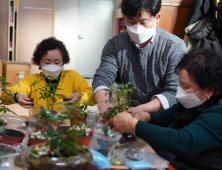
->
[0, 0, 9, 60]
[54, 0, 78, 71]
[113, 0, 122, 35]
[17, 0, 54, 74]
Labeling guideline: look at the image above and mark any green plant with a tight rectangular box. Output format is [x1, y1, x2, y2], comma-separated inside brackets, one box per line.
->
[70, 123, 93, 137]
[101, 82, 139, 119]
[30, 106, 88, 157]
[0, 77, 16, 115]
[30, 75, 67, 110]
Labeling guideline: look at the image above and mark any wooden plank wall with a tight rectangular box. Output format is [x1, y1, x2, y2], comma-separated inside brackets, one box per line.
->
[158, 0, 194, 39]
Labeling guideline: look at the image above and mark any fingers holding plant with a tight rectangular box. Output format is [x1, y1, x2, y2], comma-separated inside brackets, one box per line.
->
[16, 93, 33, 109]
[111, 111, 138, 134]
[67, 92, 81, 101]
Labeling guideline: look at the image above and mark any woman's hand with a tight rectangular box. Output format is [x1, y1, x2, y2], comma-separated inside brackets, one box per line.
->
[131, 111, 151, 122]
[16, 93, 33, 109]
[67, 93, 81, 101]
[107, 111, 139, 134]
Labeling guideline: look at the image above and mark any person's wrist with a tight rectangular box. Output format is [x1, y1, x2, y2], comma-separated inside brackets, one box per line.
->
[14, 93, 18, 103]
[77, 92, 81, 99]
[128, 117, 138, 135]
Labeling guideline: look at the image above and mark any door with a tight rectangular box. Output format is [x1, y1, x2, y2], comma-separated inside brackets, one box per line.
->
[76, 0, 114, 78]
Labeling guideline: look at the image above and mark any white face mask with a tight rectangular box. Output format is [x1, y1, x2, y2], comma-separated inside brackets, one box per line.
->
[175, 86, 207, 109]
[126, 23, 155, 44]
[41, 65, 62, 78]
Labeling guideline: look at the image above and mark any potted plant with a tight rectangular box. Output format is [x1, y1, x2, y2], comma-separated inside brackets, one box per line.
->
[99, 82, 139, 142]
[28, 106, 65, 146]
[70, 123, 93, 147]
[89, 124, 122, 157]
[69, 104, 88, 125]
[0, 77, 28, 145]
[100, 82, 139, 121]
[28, 125, 48, 146]
[29, 75, 67, 117]
[25, 106, 92, 170]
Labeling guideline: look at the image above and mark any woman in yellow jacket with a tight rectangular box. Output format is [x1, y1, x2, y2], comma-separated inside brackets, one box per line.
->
[3, 37, 95, 109]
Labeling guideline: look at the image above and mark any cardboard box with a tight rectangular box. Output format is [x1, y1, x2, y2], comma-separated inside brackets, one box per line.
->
[6, 62, 30, 86]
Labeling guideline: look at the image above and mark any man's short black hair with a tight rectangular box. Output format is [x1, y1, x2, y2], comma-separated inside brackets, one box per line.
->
[32, 37, 70, 68]
[121, 0, 161, 17]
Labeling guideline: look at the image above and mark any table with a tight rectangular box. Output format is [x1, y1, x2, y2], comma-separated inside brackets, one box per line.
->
[14, 139, 175, 170]
[10, 107, 175, 170]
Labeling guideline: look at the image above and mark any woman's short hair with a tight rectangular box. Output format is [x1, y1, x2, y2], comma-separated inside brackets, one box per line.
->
[176, 48, 222, 96]
[121, 0, 161, 17]
[32, 37, 70, 67]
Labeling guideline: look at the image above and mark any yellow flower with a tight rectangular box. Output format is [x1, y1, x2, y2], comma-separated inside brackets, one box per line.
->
[114, 161, 120, 165]
[34, 146, 39, 150]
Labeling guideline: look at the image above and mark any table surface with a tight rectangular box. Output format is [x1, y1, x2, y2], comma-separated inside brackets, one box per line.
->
[5, 105, 174, 170]
[14, 139, 174, 170]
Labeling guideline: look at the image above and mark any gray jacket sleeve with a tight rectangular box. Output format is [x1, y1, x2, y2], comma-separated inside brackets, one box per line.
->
[92, 39, 117, 92]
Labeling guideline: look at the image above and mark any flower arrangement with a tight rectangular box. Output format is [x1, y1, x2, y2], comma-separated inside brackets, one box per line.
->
[70, 124, 93, 137]
[29, 126, 48, 140]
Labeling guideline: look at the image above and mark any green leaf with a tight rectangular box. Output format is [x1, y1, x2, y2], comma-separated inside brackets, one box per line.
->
[103, 124, 109, 136]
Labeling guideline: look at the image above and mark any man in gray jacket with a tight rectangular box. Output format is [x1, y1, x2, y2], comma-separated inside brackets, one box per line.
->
[93, 0, 187, 117]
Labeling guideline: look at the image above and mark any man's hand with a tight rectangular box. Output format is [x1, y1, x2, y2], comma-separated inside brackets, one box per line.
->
[97, 102, 112, 123]
[128, 106, 143, 113]
[131, 111, 151, 122]
[16, 93, 33, 109]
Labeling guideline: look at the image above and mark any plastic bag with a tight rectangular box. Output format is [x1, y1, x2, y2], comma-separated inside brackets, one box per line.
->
[112, 147, 169, 170]
[0, 143, 27, 170]
[126, 160, 153, 170]
[90, 149, 110, 169]
[88, 124, 122, 157]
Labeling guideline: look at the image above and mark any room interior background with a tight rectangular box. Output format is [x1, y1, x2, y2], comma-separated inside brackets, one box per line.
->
[0, 0, 220, 85]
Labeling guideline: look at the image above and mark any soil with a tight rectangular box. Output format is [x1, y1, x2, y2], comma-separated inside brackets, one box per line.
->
[3, 129, 25, 138]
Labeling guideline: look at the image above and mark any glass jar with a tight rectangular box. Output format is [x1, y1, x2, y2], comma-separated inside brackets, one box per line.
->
[25, 144, 92, 170]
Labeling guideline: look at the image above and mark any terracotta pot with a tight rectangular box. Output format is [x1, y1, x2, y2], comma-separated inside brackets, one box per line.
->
[29, 137, 47, 146]
[78, 136, 92, 147]
[1, 129, 25, 145]
[70, 117, 86, 126]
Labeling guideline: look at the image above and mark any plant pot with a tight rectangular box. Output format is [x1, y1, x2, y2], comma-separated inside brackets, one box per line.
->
[88, 124, 122, 157]
[70, 117, 86, 126]
[29, 103, 66, 118]
[25, 144, 92, 170]
[78, 136, 92, 147]
[1, 129, 25, 145]
[29, 138, 47, 146]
